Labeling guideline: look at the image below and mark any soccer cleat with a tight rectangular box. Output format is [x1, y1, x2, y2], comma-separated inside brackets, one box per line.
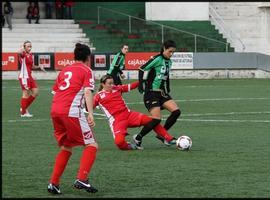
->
[73, 179, 98, 193]
[47, 183, 62, 195]
[20, 108, 33, 117]
[127, 142, 138, 150]
[156, 135, 165, 143]
[164, 138, 177, 146]
[132, 134, 144, 150]
[20, 112, 33, 117]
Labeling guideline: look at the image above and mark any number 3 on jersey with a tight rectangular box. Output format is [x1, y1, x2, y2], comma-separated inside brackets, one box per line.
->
[59, 71, 72, 90]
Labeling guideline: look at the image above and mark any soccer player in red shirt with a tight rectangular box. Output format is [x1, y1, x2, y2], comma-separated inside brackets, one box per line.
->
[18, 40, 46, 117]
[48, 43, 98, 195]
[93, 74, 176, 150]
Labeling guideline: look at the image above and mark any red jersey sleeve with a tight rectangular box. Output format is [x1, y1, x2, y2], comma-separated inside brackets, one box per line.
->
[116, 81, 139, 93]
[83, 69, 95, 91]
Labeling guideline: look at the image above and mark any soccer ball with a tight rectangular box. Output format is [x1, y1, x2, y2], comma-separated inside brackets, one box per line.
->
[176, 135, 192, 150]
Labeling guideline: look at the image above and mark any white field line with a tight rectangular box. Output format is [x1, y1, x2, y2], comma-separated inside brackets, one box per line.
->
[175, 111, 270, 117]
[3, 111, 270, 123]
[4, 118, 270, 123]
[2, 87, 52, 91]
[178, 119, 270, 123]
[126, 97, 270, 105]
[2, 85, 270, 102]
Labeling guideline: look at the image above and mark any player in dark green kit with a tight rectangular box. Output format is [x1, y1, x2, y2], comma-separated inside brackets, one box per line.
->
[133, 40, 181, 147]
[107, 44, 129, 85]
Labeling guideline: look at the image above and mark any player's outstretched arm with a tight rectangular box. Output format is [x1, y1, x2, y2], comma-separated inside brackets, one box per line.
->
[84, 88, 95, 127]
[138, 68, 145, 93]
[120, 81, 139, 93]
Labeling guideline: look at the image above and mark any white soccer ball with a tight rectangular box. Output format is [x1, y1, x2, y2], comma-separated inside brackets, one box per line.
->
[176, 135, 192, 150]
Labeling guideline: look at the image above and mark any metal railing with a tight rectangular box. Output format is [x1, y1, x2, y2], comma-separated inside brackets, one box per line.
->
[97, 6, 230, 52]
[209, 5, 245, 52]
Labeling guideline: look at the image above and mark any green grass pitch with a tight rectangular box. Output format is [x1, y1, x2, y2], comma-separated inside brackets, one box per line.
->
[2, 79, 270, 198]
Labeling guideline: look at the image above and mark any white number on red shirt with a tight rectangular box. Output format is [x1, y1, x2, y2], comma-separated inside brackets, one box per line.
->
[59, 71, 72, 90]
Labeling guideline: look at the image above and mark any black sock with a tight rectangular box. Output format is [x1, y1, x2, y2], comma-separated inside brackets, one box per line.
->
[137, 119, 161, 140]
[164, 109, 181, 130]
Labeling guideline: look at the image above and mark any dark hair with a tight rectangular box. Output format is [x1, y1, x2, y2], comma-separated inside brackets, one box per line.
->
[74, 43, 91, 62]
[121, 44, 128, 49]
[98, 74, 113, 91]
[160, 40, 176, 54]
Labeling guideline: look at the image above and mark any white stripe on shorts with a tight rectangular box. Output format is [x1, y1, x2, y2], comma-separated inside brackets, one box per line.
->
[79, 113, 96, 145]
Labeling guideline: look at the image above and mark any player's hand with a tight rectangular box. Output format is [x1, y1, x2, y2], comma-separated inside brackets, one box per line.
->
[39, 65, 46, 72]
[87, 113, 95, 127]
[18, 46, 25, 54]
[138, 81, 144, 94]
[120, 73, 126, 79]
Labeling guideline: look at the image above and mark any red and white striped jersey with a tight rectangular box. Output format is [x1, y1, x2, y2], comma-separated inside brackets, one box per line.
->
[18, 51, 34, 79]
[93, 81, 139, 118]
[51, 62, 95, 118]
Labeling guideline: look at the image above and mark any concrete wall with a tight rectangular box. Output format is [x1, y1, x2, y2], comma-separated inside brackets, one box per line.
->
[145, 2, 209, 21]
[210, 2, 270, 55]
[193, 53, 270, 71]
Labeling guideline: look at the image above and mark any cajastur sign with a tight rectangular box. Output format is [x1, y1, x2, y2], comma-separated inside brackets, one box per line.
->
[1, 53, 18, 71]
[54, 53, 75, 70]
[125, 52, 158, 70]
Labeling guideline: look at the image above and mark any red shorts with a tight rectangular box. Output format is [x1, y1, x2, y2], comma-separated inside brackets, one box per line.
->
[51, 115, 96, 147]
[19, 76, 38, 90]
[109, 111, 144, 137]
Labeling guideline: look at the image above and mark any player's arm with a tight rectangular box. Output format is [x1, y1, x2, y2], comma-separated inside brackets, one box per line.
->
[84, 69, 96, 127]
[119, 55, 126, 78]
[32, 63, 46, 72]
[120, 81, 139, 93]
[18, 48, 25, 64]
[138, 55, 158, 93]
[119, 70, 125, 79]
[166, 74, 170, 94]
[18, 46, 25, 55]
[84, 88, 95, 127]
[113, 53, 122, 68]
[51, 83, 57, 95]
[51, 77, 59, 95]
[108, 53, 121, 74]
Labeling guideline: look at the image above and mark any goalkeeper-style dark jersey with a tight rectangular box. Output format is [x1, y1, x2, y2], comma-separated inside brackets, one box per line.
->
[107, 52, 125, 76]
[139, 53, 171, 94]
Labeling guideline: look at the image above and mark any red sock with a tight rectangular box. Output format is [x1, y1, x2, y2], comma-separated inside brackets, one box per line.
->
[20, 98, 28, 114]
[25, 95, 36, 110]
[140, 114, 174, 141]
[50, 149, 72, 185]
[77, 146, 97, 181]
[154, 124, 174, 141]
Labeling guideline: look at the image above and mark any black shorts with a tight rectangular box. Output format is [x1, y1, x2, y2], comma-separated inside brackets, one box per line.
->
[143, 91, 172, 111]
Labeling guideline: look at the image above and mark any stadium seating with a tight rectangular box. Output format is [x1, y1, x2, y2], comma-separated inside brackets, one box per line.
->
[2, 2, 93, 53]
[2, 19, 93, 53]
[73, 3, 234, 53]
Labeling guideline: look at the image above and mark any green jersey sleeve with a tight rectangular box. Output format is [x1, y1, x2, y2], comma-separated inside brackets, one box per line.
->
[139, 54, 161, 71]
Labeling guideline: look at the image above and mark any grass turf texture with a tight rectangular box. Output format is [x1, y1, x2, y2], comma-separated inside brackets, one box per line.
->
[2, 79, 270, 198]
